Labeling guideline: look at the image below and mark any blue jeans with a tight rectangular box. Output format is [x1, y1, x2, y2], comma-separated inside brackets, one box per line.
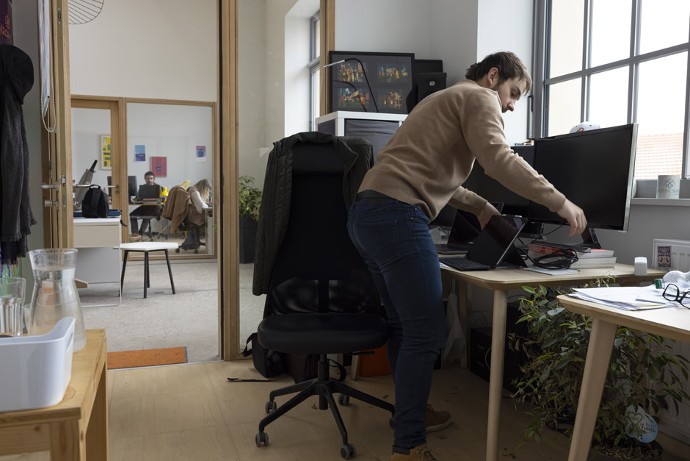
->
[347, 195, 445, 450]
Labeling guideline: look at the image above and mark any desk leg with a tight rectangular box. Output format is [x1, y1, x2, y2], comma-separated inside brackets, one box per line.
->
[568, 318, 617, 461]
[86, 362, 108, 460]
[458, 280, 470, 368]
[486, 289, 507, 461]
[120, 250, 130, 294]
[164, 250, 176, 294]
[143, 252, 150, 298]
[49, 419, 85, 460]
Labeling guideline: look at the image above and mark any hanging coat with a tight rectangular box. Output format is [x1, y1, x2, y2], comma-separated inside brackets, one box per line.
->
[0, 44, 36, 264]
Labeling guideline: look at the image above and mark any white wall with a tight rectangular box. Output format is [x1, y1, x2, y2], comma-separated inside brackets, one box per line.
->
[69, 0, 217, 101]
[477, 0, 533, 145]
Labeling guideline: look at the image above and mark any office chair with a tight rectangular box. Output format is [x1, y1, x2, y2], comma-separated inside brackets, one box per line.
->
[254, 134, 394, 459]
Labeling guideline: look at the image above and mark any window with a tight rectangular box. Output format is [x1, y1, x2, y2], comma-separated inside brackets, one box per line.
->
[308, 11, 320, 131]
[534, 0, 690, 180]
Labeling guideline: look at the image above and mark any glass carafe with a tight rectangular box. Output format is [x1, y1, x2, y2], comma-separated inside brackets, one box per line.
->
[28, 249, 86, 351]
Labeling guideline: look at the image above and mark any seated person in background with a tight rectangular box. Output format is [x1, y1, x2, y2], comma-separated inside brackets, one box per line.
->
[179, 179, 212, 251]
[129, 171, 164, 240]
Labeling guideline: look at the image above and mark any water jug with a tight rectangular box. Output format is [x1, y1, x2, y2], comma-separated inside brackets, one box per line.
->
[28, 249, 86, 351]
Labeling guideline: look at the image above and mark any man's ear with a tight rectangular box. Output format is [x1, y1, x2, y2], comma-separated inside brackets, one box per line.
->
[487, 67, 500, 86]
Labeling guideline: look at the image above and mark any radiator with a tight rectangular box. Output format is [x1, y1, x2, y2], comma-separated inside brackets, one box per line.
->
[652, 239, 690, 443]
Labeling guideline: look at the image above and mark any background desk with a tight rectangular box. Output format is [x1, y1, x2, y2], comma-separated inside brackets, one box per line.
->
[0, 329, 108, 460]
[441, 263, 663, 461]
[557, 294, 690, 461]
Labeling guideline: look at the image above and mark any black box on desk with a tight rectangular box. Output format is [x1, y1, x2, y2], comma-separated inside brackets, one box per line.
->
[469, 302, 527, 392]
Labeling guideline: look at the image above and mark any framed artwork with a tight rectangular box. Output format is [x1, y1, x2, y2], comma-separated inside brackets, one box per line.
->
[134, 144, 146, 162]
[150, 156, 167, 178]
[100, 135, 112, 169]
[329, 51, 414, 114]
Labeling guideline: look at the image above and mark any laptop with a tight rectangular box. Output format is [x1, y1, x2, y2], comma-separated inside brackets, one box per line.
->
[440, 214, 527, 271]
[137, 184, 162, 200]
[435, 203, 505, 255]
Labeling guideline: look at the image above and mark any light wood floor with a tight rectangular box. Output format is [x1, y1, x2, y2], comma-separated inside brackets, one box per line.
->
[2, 360, 688, 460]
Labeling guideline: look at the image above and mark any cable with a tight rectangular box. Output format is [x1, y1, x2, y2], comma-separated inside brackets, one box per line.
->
[530, 249, 579, 270]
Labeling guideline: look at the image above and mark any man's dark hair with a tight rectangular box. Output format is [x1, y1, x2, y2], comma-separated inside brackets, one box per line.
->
[465, 51, 532, 94]
[144, 171, 155, 178]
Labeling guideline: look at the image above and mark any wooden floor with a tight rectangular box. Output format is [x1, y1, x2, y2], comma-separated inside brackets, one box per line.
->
[2, 360, 688, 460]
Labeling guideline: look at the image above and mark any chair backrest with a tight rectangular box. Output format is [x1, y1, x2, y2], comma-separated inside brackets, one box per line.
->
[161, 185, 190, 233]
[265, 138, 380, 316]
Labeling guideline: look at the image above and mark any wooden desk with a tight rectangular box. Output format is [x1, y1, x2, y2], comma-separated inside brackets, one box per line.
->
[0, 330, 108, 460]
[557, 294, 690, 461]
[441, 264, 663, 461]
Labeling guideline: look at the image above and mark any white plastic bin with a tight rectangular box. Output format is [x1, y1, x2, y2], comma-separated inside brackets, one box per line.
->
[0, 317, 75, 412]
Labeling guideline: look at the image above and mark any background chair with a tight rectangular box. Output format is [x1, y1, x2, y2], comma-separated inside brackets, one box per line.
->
[254, 134, 393, 459]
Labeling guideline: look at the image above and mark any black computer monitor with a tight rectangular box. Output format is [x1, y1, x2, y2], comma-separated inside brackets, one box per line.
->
[527, 123, 638, 244]
[462, 144, 535, 217]
[127, 176, 138, 198]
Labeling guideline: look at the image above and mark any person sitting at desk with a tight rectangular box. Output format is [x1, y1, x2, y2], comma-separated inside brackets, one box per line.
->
[129, 171, 164, 241]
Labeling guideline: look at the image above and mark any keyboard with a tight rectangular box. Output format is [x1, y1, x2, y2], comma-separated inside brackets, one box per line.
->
[440, 256, 489, 271]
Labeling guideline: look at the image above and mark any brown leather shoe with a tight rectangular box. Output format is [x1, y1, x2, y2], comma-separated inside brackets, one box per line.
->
[390, 444, 438, 460]
[425, 404, 452, 432]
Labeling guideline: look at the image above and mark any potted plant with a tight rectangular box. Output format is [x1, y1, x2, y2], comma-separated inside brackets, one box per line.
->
[510, 280, 690, 460]
[239, 175, 262, 264]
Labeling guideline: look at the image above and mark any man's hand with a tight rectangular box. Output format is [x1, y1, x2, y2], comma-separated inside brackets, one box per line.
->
[478, 202, 501, 228]
[557, 199, 587, 236]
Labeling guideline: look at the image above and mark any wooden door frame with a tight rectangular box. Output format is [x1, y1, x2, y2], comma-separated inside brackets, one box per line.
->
[49, 0, 336, 361]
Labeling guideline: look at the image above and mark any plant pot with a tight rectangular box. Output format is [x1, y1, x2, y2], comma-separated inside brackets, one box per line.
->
[590, 440, 663, 461]
[239, 215, 258, 264]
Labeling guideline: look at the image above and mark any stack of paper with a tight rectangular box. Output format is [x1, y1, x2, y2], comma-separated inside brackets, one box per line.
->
[568, 286, 676, 311]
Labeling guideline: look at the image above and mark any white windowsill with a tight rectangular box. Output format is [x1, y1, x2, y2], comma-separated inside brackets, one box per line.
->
[631, 198, 690, 207]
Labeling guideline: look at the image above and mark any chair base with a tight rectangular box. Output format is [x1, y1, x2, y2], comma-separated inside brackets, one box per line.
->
[256, 354, 394, 459]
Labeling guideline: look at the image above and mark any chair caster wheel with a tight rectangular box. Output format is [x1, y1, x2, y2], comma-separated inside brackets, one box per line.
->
[175, 248, 180, 253]
[338, 394, 350, 406]
[340, 443, 355, 459]
[265, 400, 277, 414]
[255, 431, 269, 447]
[194, 249, 199, 254]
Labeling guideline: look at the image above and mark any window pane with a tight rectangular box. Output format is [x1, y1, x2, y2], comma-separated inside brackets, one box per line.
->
[588, 67, 629, 128]
[312, 17, 320, 60]
[635, 52, 687, 178]
[311, 67, 320, 125]
[549, 1, 584, 76]
[640, 0, 690, 54]
[547, 78, 582, 136]
[590, 0, 632, 67]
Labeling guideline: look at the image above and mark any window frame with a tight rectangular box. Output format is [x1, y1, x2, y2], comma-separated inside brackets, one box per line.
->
[532, 0, 690, 179]
[308, 10, 321, 131]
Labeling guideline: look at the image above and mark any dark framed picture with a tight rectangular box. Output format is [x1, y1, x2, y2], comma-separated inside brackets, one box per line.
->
[329, 51, 414, 114]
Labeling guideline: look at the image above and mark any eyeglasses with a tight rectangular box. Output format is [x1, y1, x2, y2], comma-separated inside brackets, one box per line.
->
[662, 283, 690, 308]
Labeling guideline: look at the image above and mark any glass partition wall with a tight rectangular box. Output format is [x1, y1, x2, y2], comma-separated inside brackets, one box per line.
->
[126, 101, 216, 257]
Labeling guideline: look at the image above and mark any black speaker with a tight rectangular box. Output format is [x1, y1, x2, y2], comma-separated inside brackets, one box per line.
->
[417, 72, 446, 103]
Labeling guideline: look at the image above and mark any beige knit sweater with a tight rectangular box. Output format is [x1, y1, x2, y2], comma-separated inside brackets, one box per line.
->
[358, 80, 566, 220]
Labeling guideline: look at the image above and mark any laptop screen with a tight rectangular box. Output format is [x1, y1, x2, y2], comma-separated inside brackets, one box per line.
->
[138, 184, 161, 199]
[465, 215, 527, 267]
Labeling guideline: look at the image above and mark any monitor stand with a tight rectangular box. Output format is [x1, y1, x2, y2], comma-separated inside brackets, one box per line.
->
[580, 227, 601, 249]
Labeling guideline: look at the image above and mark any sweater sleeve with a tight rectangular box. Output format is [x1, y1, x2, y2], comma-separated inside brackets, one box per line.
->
[460, 90, 566, 213]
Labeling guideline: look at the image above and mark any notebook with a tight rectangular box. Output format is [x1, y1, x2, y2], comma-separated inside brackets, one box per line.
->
[137, 184, 162, 200]
[435, 203, 504, 255]
[440, 214, 527, 271]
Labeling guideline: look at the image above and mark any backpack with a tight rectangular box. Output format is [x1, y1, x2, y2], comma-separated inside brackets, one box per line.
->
[82, 185, 109, 218]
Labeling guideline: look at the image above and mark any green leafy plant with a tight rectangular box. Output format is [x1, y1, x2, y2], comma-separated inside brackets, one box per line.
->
[510, 280, 690, 460]
[239, 175, 262, 221]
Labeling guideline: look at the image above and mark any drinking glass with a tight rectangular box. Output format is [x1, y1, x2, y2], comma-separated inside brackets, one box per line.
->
[0, 277, 26, 337]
